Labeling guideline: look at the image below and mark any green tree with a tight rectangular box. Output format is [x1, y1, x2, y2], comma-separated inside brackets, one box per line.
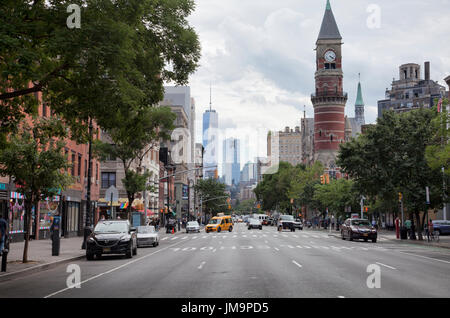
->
[288, 161, 324, 214]
[0, 0, 201, 142]
[426, 98, 450, 175]
[94, 106, 176, 217]
[0, 117, 73, 263]
[195, 179, 228, 218]
[312, 179, 359, 219]
[338, 109, 444, 240]
[254, 162, 296, 213]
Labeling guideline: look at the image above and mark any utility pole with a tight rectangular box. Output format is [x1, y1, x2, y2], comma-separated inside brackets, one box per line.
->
[360, 196, 365, 219]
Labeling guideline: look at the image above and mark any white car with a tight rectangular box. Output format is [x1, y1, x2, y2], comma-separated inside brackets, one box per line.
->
[186, 221, 201, 233]
[136, 225, 159, 247]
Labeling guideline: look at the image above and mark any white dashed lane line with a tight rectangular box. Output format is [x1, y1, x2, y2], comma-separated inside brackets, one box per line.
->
[292, 260, 303, 268]
[376, 262, 397, 270]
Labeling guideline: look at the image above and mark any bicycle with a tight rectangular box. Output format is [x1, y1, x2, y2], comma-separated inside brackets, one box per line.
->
[427, 229, 440, 242]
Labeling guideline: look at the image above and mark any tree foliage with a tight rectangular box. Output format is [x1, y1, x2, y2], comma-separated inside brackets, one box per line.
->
[195, 178, 228, 217]
[0, 0, 201, 141]
[0, 117, 73, 262]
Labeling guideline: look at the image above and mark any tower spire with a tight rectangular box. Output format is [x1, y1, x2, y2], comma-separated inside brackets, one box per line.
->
[355, 74, 365, 125]
[209, 83, 212, 111]
[317, 0, 342, 41]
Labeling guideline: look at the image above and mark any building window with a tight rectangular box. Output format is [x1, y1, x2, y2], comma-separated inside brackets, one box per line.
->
[42, 103, 48, 117]
[96, 163, 99, 181]
[331, 63, 336, 69]
[71, 153, 76, 176]
[325, 63, 330, 69]
[78, 154, 82, 177]
[101, 172, 116, 189]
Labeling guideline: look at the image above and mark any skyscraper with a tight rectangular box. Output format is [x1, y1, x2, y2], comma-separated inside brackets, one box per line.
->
[202, 86, 219, 179]
[222, 138, 240, 186]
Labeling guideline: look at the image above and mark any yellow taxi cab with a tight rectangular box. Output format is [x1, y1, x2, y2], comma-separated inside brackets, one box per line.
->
[205, 215, 233, 233]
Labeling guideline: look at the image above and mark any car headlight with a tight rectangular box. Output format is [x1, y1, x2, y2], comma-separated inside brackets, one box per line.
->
[120, 236, 131, 242]
[351, 227, 359, 232]
[88, 237, 95, 243]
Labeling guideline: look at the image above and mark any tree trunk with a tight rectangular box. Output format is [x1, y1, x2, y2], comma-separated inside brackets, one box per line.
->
[22, 199, 33, 263]
[127, 193, 134, 223]
[416, 210, 423, 241]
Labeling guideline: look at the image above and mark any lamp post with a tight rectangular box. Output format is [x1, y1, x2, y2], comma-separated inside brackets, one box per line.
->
[82, 118, 93, 250]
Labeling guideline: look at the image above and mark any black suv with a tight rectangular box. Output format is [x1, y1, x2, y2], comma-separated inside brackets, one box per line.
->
[277, 215, 296, 232]
[86, 220, 137, 260]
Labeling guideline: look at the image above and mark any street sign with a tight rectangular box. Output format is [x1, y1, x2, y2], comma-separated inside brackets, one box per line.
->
[105, 186, 119, 202]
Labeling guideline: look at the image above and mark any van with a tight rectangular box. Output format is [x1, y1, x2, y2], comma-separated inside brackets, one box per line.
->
[254, 214, 268, 225]
[206, 215, 233, 233]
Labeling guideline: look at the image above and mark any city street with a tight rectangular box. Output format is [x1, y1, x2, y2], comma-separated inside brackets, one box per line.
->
[0, 223, 449, 298]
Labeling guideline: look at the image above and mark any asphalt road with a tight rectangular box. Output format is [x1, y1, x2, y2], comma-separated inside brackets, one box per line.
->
[0, 223, 449, 298]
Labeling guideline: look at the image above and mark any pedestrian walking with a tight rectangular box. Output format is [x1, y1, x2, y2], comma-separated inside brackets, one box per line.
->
[0, 216, 8, 254]
[427, 220, 434, 240]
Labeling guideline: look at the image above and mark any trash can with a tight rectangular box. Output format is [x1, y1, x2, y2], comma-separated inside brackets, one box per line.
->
[400, 227, 408, 240]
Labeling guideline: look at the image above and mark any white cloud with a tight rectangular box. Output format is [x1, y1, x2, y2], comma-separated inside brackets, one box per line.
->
[188, 0, 450, 166]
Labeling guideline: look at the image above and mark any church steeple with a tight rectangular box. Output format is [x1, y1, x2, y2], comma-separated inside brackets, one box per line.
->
[355, 74, 365, 125]
[317, 0, 342, 41]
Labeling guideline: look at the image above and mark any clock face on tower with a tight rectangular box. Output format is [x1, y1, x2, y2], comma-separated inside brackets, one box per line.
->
[324, 50, 336, 62]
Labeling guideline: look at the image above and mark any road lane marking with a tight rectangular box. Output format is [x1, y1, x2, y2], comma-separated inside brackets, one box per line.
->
[396, 251, 450, 264]
[171, 237, 178, 240]
[303, 245, 311, 249]
[376, 262, 397, 270]
[296, 245, 303, 248]
[161, 237, 168, 241]
[292, 235, 298, 238]
[192, 236, 197, 240]
[198, 261, 206, 270]
[292, 260, 303, 268]
[338, 296, 345, 298]
[182, 236, 188, 240]
[44, 239, 185, 298]
[274, 247, 279, 251]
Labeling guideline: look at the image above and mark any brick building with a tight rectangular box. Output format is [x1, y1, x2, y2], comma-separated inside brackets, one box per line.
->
[2, 92, 100, 242]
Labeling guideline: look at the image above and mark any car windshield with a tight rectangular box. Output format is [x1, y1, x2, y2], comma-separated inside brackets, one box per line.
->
[351, 220, 371, 226]
[137, 226, 155, 234]
[281, 215, 294, 221]
[250, 219, 259, 224]
[187, 222, 199, 226]
[209, 219, 221, 224]
[94, 222, 128, 233]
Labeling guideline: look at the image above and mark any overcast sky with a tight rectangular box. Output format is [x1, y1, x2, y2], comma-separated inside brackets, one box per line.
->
[184, 0, 450, 168]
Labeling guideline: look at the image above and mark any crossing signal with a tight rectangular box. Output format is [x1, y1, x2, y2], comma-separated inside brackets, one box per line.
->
[325, 174, 330, 184]
[320, 175, 325, 184]
[214, 169, 218, 179]
[399, 193, 403, 202]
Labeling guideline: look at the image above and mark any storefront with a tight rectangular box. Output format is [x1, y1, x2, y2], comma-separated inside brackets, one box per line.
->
[9, 192, 26, 242]
[37, 195, 60, 240]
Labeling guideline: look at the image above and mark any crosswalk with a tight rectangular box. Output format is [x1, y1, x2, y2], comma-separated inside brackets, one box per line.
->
[166, 244, 389, 253]
[159, 232, 388, 242]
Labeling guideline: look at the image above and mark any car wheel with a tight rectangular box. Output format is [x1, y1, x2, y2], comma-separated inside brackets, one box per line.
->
[229, 226, 233, 232]
[126, 244, 133, 259]
[341, 231, 345, 240]
[153, 242, 157, 247]
[372, 238, 377, 243]
[95, 253, 102, 259]
[217, 227, 221, 233]
[133, 244, 137, 255]
[86, 252, 94, 261]
[349, 232, 353, 241]
[364, 238, 368, 242]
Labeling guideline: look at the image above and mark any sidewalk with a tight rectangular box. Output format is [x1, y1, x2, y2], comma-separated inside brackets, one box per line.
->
[307, 227, 450, 249]
[0, 236, 85, 282]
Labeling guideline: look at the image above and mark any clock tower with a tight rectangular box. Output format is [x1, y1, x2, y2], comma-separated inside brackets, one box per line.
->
[311, 0, 347, 169]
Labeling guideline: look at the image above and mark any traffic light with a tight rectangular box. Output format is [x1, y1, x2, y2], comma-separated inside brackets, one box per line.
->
[320, 175, 325, 184]
[228, 204, 231, 210]
[364, 206, 369, 212]
[325, 174, 330, 184]
[214, 169, 218, 179]
[398, 192, 403, 202]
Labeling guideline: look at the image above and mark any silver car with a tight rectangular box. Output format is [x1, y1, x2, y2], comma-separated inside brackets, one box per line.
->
[186, 221, 200, 233]
[136, 226, 159, 247]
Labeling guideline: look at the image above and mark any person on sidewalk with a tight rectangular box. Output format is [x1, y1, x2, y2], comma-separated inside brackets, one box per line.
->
[428, 220, 434, 240]
[0, 216, 8, 254]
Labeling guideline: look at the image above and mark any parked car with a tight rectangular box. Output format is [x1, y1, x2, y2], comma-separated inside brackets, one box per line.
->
[206, 215, 233, 233]
[293, 218, 303, 230]
[267, 217, 274, 226]
[86, 220, 137, 260]
[277, 215, 296, 232]
[137, 225, 159, 247]
[431, 220, 450, 235]
[186, 221, 201, 233]
[248, 218, 263, 230]
[341, 218, 377, 242]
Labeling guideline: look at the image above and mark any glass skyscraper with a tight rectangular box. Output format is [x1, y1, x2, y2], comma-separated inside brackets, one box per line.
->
[222, 138, 240, 186]
[202, 109, 218, 179]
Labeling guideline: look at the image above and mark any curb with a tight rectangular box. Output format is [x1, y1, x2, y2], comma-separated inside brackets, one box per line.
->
[0, 254, 85, 283]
